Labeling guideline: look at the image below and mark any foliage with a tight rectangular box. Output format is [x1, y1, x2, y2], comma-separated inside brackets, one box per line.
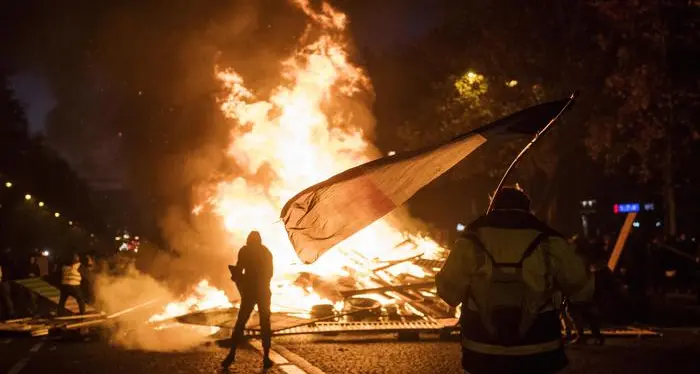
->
[584, 0, 700, 180]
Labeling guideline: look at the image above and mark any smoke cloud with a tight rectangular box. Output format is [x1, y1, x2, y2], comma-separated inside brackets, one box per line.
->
[93, 265, 216, 351]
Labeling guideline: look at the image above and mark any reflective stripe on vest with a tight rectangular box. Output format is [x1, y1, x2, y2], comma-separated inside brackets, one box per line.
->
[62, 264, 81, 286]
[462, 337, 562, 356]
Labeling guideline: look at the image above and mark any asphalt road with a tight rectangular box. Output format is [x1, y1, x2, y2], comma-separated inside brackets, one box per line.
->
[2, 329, 700, 374]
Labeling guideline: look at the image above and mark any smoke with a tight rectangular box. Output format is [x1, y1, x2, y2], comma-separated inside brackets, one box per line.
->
[5, 0, 442, 351]
[93, 265, 215, 351]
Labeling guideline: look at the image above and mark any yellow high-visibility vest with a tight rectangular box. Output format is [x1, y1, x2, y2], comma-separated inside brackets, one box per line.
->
[62, 263, 81, 286]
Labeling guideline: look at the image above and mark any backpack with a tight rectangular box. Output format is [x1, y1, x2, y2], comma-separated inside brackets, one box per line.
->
[464, 232, 552, 345]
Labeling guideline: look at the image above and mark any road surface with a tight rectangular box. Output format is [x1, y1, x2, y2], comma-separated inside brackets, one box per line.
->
[2, 328, 700, 374]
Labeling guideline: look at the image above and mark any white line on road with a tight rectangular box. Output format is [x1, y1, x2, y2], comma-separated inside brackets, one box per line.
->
[247, 339, 328, 374]
[272, 344, 327, 374]
[279, 364, 309, 374]
[6, 339, 45, 374]
[30, 341, 44, 353]
[249, 340, 288, 364]
[7, 358, 29, 374]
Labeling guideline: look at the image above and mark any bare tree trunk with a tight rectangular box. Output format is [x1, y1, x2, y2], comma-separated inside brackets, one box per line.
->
[660, 8, 677, 236]
[663, 122, 677, 236]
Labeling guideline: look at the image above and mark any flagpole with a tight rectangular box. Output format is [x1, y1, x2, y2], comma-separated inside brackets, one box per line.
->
[487, 91, 578, 214]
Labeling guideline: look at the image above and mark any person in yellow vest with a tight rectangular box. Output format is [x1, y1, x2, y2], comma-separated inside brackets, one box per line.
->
[437, 187, 594, 374]
[58, 253, 86, 316]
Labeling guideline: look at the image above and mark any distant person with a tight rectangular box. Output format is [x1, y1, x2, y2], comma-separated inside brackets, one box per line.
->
[58, 253, 86, 316]
[81, 254, 96, 304]
[222, 231, 274, 370]
[0, 248, 15, 320]
[28, 256, 41, 278]
[25, 256, 42, 315]
[437, 187, 594, 374]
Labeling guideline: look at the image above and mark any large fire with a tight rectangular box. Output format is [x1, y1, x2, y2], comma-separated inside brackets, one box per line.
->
[150, 0, 446, 326]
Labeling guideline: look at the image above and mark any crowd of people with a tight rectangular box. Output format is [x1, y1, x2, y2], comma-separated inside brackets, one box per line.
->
[0, 248, 98, 320]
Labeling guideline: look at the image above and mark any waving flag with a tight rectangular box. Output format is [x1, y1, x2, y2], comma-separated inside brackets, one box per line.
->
[281, 99, 573, 263]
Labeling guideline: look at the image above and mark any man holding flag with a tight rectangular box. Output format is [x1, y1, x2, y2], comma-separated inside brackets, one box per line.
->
[436, 187, 593, 374]
[280, 94, 585, 373]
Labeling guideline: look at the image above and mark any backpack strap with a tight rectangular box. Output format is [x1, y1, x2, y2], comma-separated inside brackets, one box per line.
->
[517, 232, 550, 266]
[462, 231, 549, 267]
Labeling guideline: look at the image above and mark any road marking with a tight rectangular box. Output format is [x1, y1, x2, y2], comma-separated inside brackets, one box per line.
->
[247, 339, 324, 374]
[273, 344, 327, 374]
[30, 341, 44, 353]
[248, 340, 288, 364]
[6, 339, 45, 374]
[279, 365, 308, 374]
[7, 358, 29, 374]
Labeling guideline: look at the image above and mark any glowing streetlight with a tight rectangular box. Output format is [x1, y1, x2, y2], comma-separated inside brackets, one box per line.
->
[115, 236, 121, 241]
[54, 212, 60, 218]
[134, 236, 140, 240]
[506, 80, 519, 88]
[38, 201, 45, 207]
[25, 194, 32, 200]
[387, 151, 396, 156]
[41, 250, 50, 257]
[69, 221, 73, 225]
[5, 182, 12, 188]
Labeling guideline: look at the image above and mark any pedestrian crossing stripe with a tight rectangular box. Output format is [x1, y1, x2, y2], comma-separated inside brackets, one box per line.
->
[14, 277, 97, 315]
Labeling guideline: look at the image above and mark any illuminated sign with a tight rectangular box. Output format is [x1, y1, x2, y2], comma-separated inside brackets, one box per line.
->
[614, 202, 655, 214]
[614, 203, 640, 214]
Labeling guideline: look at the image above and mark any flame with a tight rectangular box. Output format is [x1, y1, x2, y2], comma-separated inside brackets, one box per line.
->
[149, 0, 446, 327]
[148, 280, 232, 327]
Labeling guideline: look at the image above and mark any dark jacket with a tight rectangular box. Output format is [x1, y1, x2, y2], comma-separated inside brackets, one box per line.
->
[234, 232, 273, 295]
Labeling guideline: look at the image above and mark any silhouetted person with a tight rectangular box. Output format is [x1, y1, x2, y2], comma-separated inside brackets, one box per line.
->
[0, 248, 15, 320]
[222, 231, 274, 370]
[58, 253, 86, 316]
[25, 256, 42, 315]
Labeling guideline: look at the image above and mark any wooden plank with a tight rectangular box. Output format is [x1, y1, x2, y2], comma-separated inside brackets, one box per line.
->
[339, 282, 434, 297]
[608, 212, 637, 271]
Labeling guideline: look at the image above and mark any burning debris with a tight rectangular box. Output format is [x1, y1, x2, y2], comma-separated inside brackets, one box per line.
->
[144, 0, 452, 330]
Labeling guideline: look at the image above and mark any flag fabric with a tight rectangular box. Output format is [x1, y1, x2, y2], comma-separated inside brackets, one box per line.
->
[281, 99, 573, 263]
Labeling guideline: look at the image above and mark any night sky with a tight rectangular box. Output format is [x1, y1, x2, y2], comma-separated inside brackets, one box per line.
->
[1, 0, 443, 189]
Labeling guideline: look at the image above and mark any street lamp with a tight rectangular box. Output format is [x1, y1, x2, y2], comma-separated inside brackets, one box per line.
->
[5, 182, 12, 188]
[25, 194, 32, 200]
[54, 212, 60, 218]
[38, 201, 45, 207]
[68, 221, 73, 225]
[41, 250, 50, 257]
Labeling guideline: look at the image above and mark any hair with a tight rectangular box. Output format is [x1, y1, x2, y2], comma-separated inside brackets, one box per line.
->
[491, 186, 531, 211]
[246, 231, 262, 246]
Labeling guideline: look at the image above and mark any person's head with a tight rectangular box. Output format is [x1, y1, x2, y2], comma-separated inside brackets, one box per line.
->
[246, 231, 262, 246]
[72, 253, 80, 264]
[491, 186, 531, 212]
[30, 257, 37, 264]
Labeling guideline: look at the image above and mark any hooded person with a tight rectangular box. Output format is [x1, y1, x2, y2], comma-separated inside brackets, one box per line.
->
[437, 187, 594, 374]
[222, 231, 274, 370]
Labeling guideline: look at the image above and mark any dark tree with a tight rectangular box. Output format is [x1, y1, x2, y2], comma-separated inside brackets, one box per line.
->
[585, 0, 700, 235]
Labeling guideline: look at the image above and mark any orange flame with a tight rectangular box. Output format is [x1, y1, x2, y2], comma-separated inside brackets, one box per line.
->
[150, 0, 445, 326]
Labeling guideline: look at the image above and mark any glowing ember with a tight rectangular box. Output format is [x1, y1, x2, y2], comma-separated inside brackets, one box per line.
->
[150, 0, 446, 325]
